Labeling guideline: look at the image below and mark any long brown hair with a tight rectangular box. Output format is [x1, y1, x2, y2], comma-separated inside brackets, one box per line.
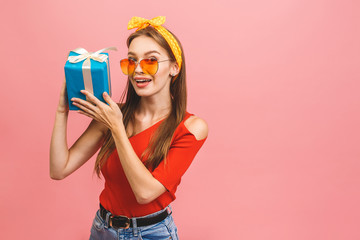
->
[94, 26, 187, 178]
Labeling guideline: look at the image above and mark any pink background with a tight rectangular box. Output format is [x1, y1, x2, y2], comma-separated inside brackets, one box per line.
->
[1, 0, 360, 239]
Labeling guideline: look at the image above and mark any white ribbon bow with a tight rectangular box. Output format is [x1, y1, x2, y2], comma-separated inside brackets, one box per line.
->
[68, 47, 117, 63]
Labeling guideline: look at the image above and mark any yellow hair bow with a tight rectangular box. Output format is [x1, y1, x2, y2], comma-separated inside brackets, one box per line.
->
[128, 16, 166, 30]
[127, 16, 182, 71]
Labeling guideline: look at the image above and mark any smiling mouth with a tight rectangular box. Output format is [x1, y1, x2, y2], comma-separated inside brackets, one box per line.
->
[135, 79, 152, 83]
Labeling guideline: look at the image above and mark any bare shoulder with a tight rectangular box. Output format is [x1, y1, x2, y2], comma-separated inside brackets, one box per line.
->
[184, 115, 209, 141]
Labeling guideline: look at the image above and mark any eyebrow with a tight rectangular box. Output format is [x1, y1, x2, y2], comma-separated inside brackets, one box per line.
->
[128, 50, 161, 56]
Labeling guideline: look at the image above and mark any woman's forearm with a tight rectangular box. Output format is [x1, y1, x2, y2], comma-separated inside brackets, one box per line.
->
[111, 123, 166, 204]
[49, 111, 70, 179]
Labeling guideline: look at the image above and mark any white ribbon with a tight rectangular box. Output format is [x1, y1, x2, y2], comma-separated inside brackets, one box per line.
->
[68, 47, 117, 63]
[67, 47, 117, 101]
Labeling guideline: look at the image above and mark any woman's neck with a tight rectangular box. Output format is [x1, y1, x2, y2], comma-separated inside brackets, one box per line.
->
[136, 94, 172, 122]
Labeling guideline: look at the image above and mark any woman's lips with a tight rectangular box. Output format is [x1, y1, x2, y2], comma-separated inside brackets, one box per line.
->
[134, 78, 152, 88]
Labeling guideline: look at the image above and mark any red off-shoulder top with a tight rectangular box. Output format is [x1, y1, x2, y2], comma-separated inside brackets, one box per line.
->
[99, 111, 207, 217]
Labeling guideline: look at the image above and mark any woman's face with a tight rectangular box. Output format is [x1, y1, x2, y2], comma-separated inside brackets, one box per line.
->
[127, 35, 177, 98]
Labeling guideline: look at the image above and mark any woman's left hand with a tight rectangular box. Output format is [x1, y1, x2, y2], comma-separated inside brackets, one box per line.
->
[71, 90, 123, 131]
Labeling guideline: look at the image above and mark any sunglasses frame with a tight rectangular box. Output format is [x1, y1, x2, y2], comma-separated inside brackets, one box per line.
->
[120, 58, 172, 76]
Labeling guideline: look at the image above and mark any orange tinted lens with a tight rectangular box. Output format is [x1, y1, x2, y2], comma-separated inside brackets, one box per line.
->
[120, 59, 135, 75]
[140, 59, 158, 75]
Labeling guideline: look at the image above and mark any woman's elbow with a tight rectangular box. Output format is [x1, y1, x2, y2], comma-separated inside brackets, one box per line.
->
[135, 194, 153, 205]
[135, 187, 167, 204]
[50, 170, 66, 180]
[135, 190, 160, 204]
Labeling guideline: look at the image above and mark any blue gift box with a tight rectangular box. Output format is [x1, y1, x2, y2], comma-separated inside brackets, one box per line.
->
[64, 47, 116, 111]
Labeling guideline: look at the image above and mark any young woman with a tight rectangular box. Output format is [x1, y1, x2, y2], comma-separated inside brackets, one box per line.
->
[50, 16, 208, 240]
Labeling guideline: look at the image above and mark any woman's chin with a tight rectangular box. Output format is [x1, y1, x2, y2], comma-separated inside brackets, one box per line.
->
[134, 89, 153, 98]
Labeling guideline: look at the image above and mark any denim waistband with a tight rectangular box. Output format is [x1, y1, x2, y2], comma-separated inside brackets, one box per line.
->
[100, 203, 172, 219]
[99, 203, 173, 236]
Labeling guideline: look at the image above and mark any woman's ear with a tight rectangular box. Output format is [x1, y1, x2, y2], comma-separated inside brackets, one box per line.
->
[170, 62, 180, 76]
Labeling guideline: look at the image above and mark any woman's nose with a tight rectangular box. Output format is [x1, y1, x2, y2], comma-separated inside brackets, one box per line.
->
[134, 61, 143, 74]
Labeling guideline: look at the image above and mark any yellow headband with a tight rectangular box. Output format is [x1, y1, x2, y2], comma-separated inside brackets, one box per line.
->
[127, 16, 182, 71]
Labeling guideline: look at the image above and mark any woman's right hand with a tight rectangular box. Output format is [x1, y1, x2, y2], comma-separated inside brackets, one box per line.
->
[57, 79, 69, 114]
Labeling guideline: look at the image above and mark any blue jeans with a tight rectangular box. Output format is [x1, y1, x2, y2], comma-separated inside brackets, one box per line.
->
[89, 205, 179, 240]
